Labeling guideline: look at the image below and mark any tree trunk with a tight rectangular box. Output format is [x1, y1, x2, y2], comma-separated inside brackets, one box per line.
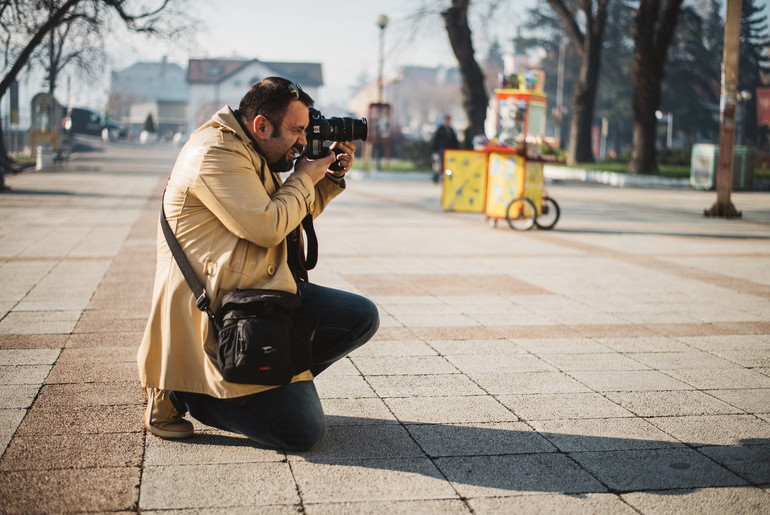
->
[569, 26, 604, 164]
[548, 0, 610, 165]
[628, 0, 684, 174]
[442, 0, 488, 141]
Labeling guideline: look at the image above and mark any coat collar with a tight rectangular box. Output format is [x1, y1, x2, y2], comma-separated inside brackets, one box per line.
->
[211, 106, 258, 148]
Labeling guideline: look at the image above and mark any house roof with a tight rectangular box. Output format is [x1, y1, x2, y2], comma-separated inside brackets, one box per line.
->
[187, 59, 323, 87]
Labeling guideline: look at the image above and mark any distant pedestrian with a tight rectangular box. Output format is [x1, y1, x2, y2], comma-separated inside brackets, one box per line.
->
[430, 115, 459, 183]
[137, 77, 379, 450]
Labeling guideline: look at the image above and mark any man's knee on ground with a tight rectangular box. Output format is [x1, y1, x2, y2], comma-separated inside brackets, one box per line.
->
[279, 412, 327, 451]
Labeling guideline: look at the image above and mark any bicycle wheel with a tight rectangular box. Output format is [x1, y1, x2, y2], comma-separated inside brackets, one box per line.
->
[535, 196, 561, 230]
[505, 197, 537, 231]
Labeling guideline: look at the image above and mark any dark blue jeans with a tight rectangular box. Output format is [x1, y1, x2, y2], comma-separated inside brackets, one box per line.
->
[171, 282, 379, 451]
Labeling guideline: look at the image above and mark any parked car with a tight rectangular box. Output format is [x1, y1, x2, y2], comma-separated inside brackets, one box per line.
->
[62, 107, 127, 140]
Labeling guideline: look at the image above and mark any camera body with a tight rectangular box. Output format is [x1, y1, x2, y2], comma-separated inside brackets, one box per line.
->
[306, 108, 368, 170]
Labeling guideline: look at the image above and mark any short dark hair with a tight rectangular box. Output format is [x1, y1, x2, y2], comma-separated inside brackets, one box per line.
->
[237, 77, 314, 130]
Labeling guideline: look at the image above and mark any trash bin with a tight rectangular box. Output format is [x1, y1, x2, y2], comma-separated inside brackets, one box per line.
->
[690, 143, 755, 191]
[35, 145, 54, 170]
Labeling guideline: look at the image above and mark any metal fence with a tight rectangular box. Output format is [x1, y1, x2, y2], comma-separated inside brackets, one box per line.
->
[2, 127, 30, 156]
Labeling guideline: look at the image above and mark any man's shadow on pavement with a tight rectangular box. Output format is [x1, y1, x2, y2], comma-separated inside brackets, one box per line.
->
[190, 416, 769, 495]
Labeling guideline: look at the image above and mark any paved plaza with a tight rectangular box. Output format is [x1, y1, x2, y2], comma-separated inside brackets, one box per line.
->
[0, 140, 769, 513]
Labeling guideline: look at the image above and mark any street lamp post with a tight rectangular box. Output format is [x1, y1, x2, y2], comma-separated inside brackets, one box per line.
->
[377, 14, 388, 104]
[376, 14, 388, 171]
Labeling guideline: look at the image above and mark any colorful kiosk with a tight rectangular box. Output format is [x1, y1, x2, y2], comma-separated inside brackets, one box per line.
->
[441, 71, 559, 230]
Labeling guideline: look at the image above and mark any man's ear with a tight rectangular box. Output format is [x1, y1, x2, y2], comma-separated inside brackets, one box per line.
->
[250, 115, 271, 140]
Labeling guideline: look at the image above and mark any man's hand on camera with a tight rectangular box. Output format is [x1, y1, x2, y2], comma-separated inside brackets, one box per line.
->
[295, 151, 337, 184]
[328, 141, 356, 177]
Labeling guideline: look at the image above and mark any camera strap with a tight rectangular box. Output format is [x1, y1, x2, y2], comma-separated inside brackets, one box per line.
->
[287, 214, 318, 282]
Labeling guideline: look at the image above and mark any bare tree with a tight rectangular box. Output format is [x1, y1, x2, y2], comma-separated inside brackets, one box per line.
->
[628, 0, 684, 174]
[547, 0, 612, 165]
[0, 0, 189, 179]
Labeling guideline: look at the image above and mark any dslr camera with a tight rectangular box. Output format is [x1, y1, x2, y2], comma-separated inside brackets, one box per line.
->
[306, 108, 368, 171]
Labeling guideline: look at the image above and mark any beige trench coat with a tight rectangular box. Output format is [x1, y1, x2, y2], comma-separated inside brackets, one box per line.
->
[137, 106, 344, 398]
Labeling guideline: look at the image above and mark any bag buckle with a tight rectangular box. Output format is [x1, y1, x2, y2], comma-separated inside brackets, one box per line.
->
[196, 292, 210, 311]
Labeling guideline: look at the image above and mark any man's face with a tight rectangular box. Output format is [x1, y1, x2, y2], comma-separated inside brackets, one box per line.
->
[257, 100, 309, 173]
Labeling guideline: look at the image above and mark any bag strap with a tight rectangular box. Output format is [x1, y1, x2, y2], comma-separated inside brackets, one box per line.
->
[159, 192, 218, 327]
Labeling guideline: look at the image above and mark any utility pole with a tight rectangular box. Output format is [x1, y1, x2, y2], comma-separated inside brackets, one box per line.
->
[705, 0, 742, 218]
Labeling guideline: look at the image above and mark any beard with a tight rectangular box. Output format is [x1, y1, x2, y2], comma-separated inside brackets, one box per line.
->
[270, 155, 296, 173]
[267, 130, 303, 173]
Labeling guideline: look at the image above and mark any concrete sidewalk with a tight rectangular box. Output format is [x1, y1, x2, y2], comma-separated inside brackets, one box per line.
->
[1, 141, 769, 513]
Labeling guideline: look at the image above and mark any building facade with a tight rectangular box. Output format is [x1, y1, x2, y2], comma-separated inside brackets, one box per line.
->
[187, 59, 323, 135]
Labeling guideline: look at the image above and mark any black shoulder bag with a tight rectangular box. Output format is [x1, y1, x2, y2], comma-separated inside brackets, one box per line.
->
[160, 193, 316, 385]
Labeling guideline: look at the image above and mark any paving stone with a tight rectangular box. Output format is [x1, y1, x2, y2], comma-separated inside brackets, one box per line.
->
[0, 310, 81, 334]
[444, 353, 556, 374]
[536, 352, 650, 371]
[144, 431, 283, 466]
[628, 351, 760, 371]
[0, 385, 39, 409]
[142, 506, 302, 515]
[348, 339, 437, 357]
[291, 424, 423, 461]
[513, 337, 614, 354]
[64, 330, 143, 348]
[406, 421, 555, 457]
[698, 444, 770, 486]
[570, 448, 747, 492]
[0, 348, 60, 365]
[412, 326, 503, 341]
[314, 374, 377, 399]
[426, 338, 525, 356]
[0, 334, 69, 349]
[646, 415, 770, 447]
[677, 334, 770, 352]
[0, 409, 25, 454]
[622, 487, 770, 514]
[468, 492, 637, 514]
[74, 317, 147, 333]
[605, 391, 742, 417]
[0, 466, 140, 514]
[0, 364, 52, 385]
[384, 396, 517, 424]
[140, 462, 300, 510]
[0, 432, 143, 470]
[322, 398, 399, 425]
[44, 360, 136, 384]
[469, 371, 592, 395]
[350, 355, 459, 376]
[33, 381, 143, 408]
[291, 457, 458, 503]
[596, 336, 694, 353]
[367, 373, 486, 398]
[498, 392, 635, 420]
[531, 418, 683, 452]
[491, 325, 585, 339]
[712, 349, 770, 368]
[435, 453, 606, 497]
[665, 368, 770, 390]
[705, 389, 770, 414]
[56, 345, 136, 364]
[305, 499, 471, 515]
[15, 404, 142, 435]
[368, 326, 419, 341]
[318, 357, 360, 377]
[568, 370, 694, 392]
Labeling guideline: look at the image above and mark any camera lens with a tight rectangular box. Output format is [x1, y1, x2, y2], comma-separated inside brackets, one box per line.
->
[328, 116, 368, 142]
